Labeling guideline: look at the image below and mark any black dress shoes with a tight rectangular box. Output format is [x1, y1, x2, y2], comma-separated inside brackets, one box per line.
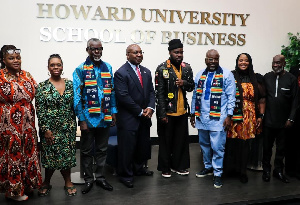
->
[262, 171, 271, 182]
[81, 182, 93, 194]
[120, 179, 133, 188]
[135, 170, 154, 176]
[95, 179, 113, 191]
[273, 172, 290, 183]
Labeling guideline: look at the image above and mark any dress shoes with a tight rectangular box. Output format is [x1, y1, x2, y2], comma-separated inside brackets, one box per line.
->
[135, 170, 154, 176]
[81, 182, 93, 194]
[262, 171, 271, 182]
[95, 179, 113, 191]
[273, 172, 290, 183]
[120, 179, 133, 188]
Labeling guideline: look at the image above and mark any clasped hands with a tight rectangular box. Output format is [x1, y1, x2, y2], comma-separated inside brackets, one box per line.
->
[142, 108, 154, 119]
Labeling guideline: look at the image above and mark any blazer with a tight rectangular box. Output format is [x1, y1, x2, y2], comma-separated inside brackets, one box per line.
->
[114, 62, 155, 131]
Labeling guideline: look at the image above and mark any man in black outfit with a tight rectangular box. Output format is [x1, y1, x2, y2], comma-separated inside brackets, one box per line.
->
[262, 54, 298, 183]
[285, 64, 300, 179]
[155, 39, 194, 178]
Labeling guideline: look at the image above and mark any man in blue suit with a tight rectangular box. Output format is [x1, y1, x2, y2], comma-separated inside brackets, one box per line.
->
[114, 44, 155, 188]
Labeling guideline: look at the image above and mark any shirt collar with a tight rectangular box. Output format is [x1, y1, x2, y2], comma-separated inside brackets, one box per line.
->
[127, 61, 139, 70]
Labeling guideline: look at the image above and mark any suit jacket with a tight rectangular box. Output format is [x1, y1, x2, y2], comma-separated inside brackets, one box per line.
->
[114, 62, 155, 131]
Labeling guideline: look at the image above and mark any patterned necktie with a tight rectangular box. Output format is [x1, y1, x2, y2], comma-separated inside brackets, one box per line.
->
[136, 66, 143, 88]
[204, 72, 214, 100]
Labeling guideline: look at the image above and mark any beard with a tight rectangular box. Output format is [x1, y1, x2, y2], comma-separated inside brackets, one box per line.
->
[273, 66, 284, 74]
[170, 57, 182, 68]
[93, 56, 101, 62]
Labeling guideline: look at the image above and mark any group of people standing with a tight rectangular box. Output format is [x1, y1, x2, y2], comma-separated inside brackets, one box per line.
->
[0, 38, 298, 201]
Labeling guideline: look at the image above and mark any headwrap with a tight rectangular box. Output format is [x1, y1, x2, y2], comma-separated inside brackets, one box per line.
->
[83, 57, 112, 123]
[195, 66, 223, 120]
[168, 39, 183, 51]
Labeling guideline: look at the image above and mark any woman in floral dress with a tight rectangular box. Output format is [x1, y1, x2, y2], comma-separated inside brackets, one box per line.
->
[36, 54, 77, 196]
[0, 45, 42, 201]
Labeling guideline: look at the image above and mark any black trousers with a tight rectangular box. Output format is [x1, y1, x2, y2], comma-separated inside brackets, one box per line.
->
[157, 114, 190, 172]
[117, 121, 151, 181]
[80, 127, 110, 183]
[262, 127, 286, 173]
[285, 116, 300, 176]
[224, 138, 251, 175]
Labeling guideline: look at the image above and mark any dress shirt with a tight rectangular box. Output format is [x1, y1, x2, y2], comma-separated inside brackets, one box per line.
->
[73, 60, 117, 128]
[191, 67, 236, 131]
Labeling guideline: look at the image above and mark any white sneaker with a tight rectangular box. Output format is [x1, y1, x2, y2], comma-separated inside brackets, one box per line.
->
[171, 169, 190, 175]
[6, 195, 28, 201]
[162, 172, 171, 178]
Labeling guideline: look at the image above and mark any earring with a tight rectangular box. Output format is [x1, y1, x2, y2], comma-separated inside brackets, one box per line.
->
[62, 71, 64, 76]
[48, 71, 50, 76]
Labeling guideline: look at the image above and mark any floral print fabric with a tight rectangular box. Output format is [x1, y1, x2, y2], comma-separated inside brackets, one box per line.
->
[227, 83, 261, 140]
[35, 79, 76, 170]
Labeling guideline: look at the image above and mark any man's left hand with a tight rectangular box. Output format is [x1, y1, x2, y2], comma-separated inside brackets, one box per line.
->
[285, 120, 294, 128]
[223, 116, 231, 131]
[256, 118, 263, 129]
[111, 113, 116, 127]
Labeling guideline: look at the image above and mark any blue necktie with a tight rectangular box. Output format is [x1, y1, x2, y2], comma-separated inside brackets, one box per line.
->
[204, 72, 214, 100]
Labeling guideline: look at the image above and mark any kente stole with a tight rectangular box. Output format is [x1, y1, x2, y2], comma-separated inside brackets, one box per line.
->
[232, 80, 243, 122]
[195, 67, 223, 120]
[83, 57, 112, 123]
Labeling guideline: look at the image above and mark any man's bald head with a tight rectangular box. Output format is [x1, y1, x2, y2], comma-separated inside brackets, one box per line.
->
[205, 49, 220, 71]
[272, 54, 286, 74]
[126, 44, 143, 65]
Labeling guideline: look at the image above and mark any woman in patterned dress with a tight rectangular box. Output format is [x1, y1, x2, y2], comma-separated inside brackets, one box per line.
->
[0, 45, 42, 201]
[35, 54, 77, 196]
[224, 53, 266, 183]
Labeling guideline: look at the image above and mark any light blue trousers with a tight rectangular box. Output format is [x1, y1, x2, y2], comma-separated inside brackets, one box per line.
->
[198, 129, 226, 177]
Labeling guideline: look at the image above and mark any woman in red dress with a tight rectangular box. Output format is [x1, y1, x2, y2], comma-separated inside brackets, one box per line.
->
[0, 45, 42, 201]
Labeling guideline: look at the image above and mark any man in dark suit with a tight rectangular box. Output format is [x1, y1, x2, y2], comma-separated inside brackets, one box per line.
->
[114, 44, 155, 188]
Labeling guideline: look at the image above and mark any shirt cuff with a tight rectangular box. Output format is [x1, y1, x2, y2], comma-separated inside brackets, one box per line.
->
[139, 109, 143, 116]
[227, 110, 234, 116]
[111, 107, 118, 114]
[78, 114, 85, 121]
[147, 107, 155, 112]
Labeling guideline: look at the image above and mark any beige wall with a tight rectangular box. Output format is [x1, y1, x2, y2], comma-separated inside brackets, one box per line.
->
[1, 0, 300, 136]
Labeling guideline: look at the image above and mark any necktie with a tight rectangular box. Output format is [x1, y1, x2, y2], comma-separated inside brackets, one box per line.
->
[204, 72, 214, 100]
[136, 66, 143, 88]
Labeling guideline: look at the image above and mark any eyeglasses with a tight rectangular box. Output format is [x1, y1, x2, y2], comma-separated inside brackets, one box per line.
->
[206, 58, 219, 62]
[6, 49, 21, 54]
[128, 51, 144, 55]
[88, 47, 103, 52]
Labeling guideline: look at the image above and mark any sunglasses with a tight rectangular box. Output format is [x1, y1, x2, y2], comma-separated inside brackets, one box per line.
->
[6, 49, 21, 54]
